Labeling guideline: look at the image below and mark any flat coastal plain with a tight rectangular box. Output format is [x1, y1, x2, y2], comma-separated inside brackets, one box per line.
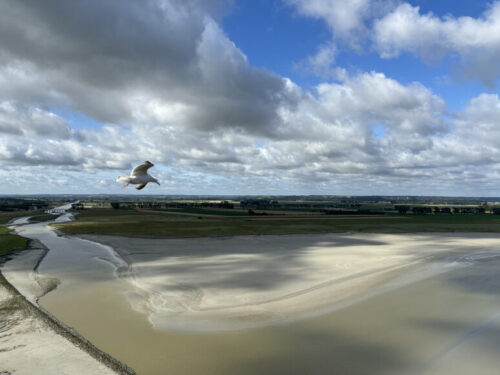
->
[7, 208, 500, 375]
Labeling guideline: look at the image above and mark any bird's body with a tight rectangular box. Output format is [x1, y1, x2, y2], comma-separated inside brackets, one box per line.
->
[117, 161, 160, 190]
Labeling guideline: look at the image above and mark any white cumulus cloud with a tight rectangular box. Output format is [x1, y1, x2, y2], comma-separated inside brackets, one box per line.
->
[1, 0, 500, 195]
[374, 2, 500, 86]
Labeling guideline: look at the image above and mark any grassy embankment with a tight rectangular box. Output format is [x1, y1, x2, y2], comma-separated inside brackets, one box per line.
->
[0, 210, 46, 257]
[0, 226, 28, 257]
[0, 212, 31, 314]
[53, 208, 500, 238]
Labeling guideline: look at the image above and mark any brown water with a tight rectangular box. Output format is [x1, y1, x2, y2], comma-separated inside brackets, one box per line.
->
[39, 249, 500, 375]
[12, 211, 500, 375]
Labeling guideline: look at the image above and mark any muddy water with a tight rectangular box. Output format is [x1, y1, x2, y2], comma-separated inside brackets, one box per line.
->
[40, 258, 500, 375]
[10, 209, 500, 375]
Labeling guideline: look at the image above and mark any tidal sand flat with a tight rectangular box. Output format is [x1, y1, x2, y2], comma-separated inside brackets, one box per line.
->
[8, 220, 500, 375]
[82, 233, 490, 332]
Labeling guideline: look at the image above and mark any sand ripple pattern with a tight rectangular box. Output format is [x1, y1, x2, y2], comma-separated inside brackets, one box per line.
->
[80, 233, 500, 332]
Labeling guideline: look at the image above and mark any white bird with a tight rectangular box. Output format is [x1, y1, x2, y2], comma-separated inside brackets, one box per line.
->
[117, 161, 160, 190]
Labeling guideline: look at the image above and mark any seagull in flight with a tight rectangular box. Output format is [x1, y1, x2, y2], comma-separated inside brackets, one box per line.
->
[117, 161, 160, 190]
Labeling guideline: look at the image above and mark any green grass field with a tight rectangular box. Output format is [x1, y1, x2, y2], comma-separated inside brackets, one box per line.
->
[53, 208, 500, 238]
[0, 227, 28, 256]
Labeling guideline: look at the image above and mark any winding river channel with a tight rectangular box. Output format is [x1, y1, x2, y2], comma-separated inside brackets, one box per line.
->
[6, 204, 500, 375]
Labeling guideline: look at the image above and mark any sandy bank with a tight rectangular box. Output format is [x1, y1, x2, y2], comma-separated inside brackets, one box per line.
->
[80, 232, 500, 332]
[0, 243, 135, 375]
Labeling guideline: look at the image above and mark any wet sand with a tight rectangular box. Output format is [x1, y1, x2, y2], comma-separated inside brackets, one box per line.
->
[82, 233, 494, 332]
[6, 213, 500, 375]
[1, 207, 133, 375]
[0, 249, 119, 375]
[39, 233, 500, 375]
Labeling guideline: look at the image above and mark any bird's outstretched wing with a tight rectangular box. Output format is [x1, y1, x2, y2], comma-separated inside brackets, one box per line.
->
[131, 161, 154, 176]
[136, 183, 148, 190]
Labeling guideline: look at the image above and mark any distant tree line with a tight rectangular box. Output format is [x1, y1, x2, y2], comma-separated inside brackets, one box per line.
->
[0, 198, 49, 211]
[110, 201, 235, 210]
[322, 209, 382, 215]
[395, 205, 489, 215]
[240, 199, 279, 208]
[239, 199, 365, 210]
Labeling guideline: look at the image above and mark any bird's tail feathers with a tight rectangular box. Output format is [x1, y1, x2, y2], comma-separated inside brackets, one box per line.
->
[117, 176, 131, 183]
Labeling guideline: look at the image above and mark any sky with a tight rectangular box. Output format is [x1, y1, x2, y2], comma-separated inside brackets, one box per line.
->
[1, 0, 500, 196]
